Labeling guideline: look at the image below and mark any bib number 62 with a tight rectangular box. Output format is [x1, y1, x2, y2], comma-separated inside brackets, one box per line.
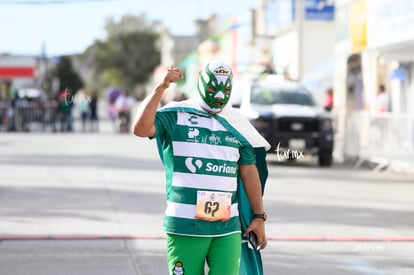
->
[204, 201, 220, 217]
[195, 191, 232, 222]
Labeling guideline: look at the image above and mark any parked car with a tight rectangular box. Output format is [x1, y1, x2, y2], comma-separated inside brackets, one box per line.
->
[238, 76, 334, 166]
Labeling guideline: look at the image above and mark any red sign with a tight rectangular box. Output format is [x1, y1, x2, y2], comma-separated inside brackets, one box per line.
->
[0, 66, 35, 78]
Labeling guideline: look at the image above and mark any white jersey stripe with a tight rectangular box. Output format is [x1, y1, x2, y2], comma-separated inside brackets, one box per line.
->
[177, 112, 227, 131]
[172, 172, 237, 191]
[173, 141, 239, 161]
[165, 201, 239, 219]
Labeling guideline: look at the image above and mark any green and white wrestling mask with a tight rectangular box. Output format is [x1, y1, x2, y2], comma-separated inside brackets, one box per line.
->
[197, 61, 233, 113]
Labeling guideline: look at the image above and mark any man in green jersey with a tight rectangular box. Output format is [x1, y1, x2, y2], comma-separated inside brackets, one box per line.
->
[133, 61, 269, 275]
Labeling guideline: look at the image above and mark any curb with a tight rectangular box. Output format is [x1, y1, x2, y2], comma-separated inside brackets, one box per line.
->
[388, 160, 414, 176]
[1, 234, 414, 242]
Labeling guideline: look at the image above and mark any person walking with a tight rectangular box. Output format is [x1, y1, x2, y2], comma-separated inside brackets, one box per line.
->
[58, 89, 74, 132]
[89, 92, 99, 132]
[132, 61, 270, 275]
[376, 84, 390, 112]
[76, 91, 90, 132]
[323, 88, 334, 112]
[116, 91, 136, 133]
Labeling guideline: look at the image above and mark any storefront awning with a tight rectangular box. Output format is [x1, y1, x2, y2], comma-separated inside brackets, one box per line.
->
[0, 66, 35, 78]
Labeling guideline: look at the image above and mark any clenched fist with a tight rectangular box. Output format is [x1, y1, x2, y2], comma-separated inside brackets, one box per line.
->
[159, 65, 184, 89]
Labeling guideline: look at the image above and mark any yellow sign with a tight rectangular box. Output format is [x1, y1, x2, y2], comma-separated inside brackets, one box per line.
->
[349, 0, 367, 53]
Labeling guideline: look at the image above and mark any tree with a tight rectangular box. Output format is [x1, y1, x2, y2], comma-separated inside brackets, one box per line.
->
[53, 56, 84, 94]
[91, 14, 161, 96]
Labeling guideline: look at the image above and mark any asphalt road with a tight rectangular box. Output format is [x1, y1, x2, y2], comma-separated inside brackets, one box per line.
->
[0, 133, 413, 275]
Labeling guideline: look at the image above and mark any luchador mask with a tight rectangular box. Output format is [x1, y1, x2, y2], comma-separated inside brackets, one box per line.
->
[197, 61, 233, 113]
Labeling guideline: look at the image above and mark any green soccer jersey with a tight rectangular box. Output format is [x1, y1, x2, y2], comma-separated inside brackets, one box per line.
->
[154, 109, 256, 237]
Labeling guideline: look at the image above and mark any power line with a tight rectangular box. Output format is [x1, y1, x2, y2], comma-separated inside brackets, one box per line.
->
[0, 0, 117, 5]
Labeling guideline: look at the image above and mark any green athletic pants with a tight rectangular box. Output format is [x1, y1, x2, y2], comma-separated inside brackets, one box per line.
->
[167, 233, 241, 275]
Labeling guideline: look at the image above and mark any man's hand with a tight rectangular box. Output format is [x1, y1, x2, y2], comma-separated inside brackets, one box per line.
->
[244, 218, 267, 250]
[133, 65, 183, 137]
[159, 65, 184, 90]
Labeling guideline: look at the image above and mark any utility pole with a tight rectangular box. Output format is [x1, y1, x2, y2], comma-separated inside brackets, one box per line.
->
[296, 0, 304, 80]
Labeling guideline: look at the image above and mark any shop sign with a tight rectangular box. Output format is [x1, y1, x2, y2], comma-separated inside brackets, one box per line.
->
[305, 0, 335, 20]
[367, 0, 414, 47]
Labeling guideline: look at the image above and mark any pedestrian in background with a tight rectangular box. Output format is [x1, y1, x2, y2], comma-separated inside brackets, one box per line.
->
[376, 84, 390, 112]
[89, 92, 99, 132]
[116, 90, 135, 133]
[76, 91, 90, 132]
[324, 87, 334, 112]
[132, 61, 270, 275]
[373, 84, 391, 146]
[58, 89, 73, 132]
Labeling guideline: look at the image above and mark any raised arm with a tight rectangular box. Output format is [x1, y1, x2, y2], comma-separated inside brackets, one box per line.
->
[132, 66, 183, 137]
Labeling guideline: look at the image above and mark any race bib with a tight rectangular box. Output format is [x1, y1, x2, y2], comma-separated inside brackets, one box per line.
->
[195, 191, 232, 222]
